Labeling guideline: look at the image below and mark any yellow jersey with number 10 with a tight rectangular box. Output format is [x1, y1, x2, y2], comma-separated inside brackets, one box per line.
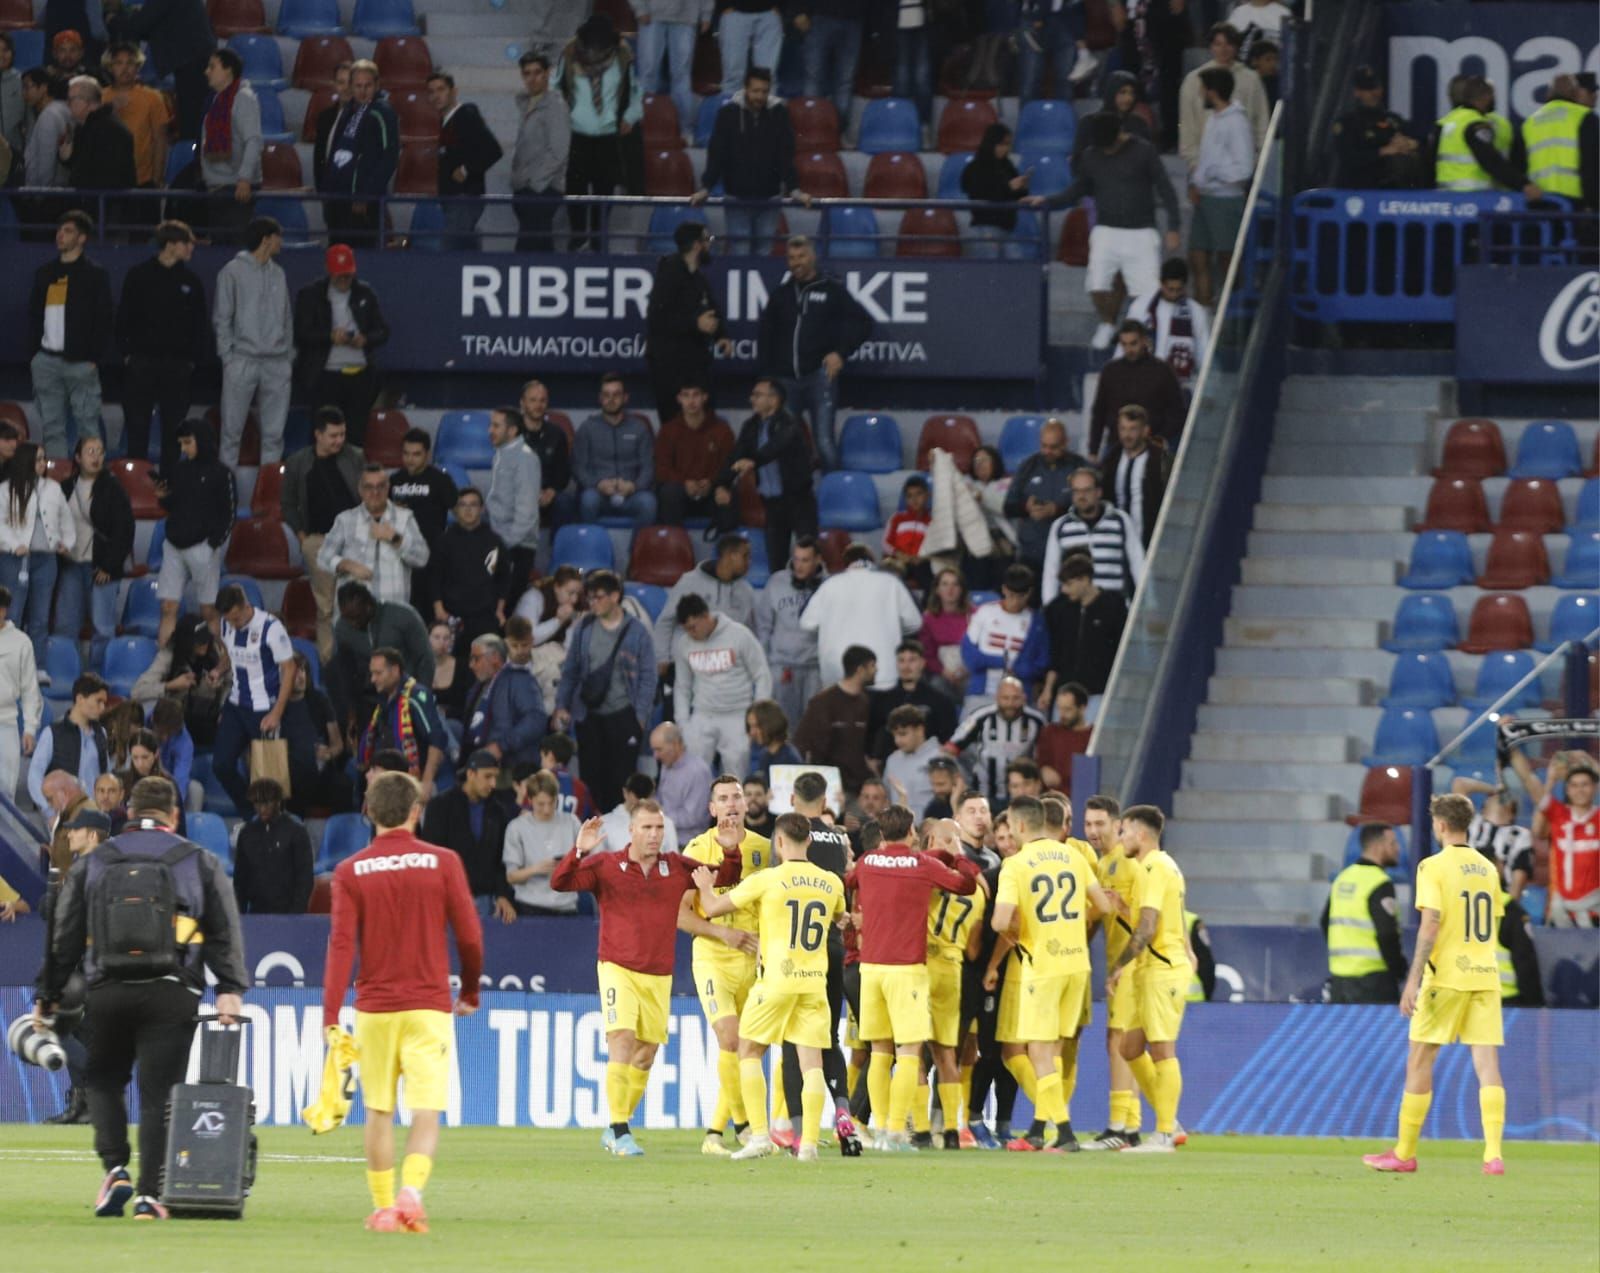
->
[996, 838, 1094, 978]
[1136, 848, 1188, 972]
[1416, 843, 1505, 993]
[683, 828, 774, 940]
[727, 859, 845, 994]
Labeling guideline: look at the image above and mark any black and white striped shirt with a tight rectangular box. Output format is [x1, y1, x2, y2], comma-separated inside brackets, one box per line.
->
[1468, 816, 1535, 892]
[1041, 504, 1147, 602]
[947, 704, 1048, 803]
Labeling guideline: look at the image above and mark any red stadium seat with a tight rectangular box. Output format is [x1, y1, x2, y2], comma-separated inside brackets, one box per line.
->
[865, 151, 928, 199]
[627, 525, 695, 586]
[917, 415, 982, 471]
[644, 148, 694, 197]
[1457, 593, 1535, 655]
[1415, 476, 1489, 533]
[794, 151, 849, 198]
[896, 208, 960, 258]
[547, 411, 575, 448]
[1345, 765, 1412, 827]
[1435, 418, 1506, 479]
[737, 469, 765, 528]
[260, 141, 305, 189]
[937, 46, 998, 101]
[111, 459, 163, 518]
[395, 141, 437, 195]
[392, 89, 440, 142]
[1084, 0, 1118, 49]
[594, 0, 636, 36]
[854, 46, 893, 99]
[281, 577, 318, 640]
[1056, 206, 1091, 265]
[0, 402, 27, 437]
[46, 457, 75, 483]
[292, 35, 354, 90]
[936, 98, 998, 153]
[641, 94, 683, 149]
[1476, 529, 1550, 590]
[365, 409, 411, 467]
[1589, 433, 1599, 479]
[306, 876, 333, 914]
[300, 87, 338, 142]
[0, 0, 34, 30]
[205, 405, 260, 464]
[815, 529, 853, 575]
[1497, 478, 1565, 534]
[691, 29, 721, 97]
[373, 35, 433, 88]
[226, 515, 299, 579]
[251, 462, 287, 516]
[787, 96, 841, 153]
[207, 0, 269, 35]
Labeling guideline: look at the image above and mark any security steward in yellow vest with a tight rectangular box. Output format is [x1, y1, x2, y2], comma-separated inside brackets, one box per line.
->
[1320, 823, 1407, 1004]
[1184, 909, 1215, 1003]
[1521, 72, 1597, 211]
[1434, 75, 1543, 200]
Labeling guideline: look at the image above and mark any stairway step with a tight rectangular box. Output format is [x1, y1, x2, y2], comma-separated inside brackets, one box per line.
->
[1278, 376, 1444, 411]
[1166, 819, 1351, 853]
[1206, 675, 1374, 706]
[1231, 582, 1568, 622]
[1197, 703, 1386, 734]
[1246, 530, 1417, 559]
[1173, 790, 1341, 821]
[1181, 760, 1369, 792]
[1184, 878, 1326, 921]
[1268, 444, 1428, 477]
[1222, 616, 1383, 649]
[1252, 503, 1411, 532]
[1242, 556, 1398, 586]
[1261, 475, 1433, 506]
[1274, 409, 1433, 445]
[1181, 849, 1327, 882]
[426, 13, 540, 35]
[1214, 647, 1399, 680]
[1188, 731, 1357, 763]
[1188, 905, 1309, 927]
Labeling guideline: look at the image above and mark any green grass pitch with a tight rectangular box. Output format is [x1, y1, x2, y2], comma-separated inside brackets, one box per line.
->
[2, 1128, 1596, 1270]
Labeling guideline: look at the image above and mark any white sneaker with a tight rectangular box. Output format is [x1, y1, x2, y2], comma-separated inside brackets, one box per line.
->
[1090, 322, 1116, 350]
[796, 1143, 819, 1163]
[1125, 1130, 1177, 1153]
[1069, 47, 1100, 84]
[729, 1135, 783, 1161]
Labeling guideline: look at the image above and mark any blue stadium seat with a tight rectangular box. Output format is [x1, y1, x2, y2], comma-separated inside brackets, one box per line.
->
[104, 636, 158, 698]
[1005, 208, 1045, 260]
[694, 94, 733, 147]
[816, 471, 882, 531]
[1399, 531, 1474, 589]
[164, 139, 197, 187]
[1552, 531, 1600, 590]
[1340, 824, 1409, 880]
[277, 0, 343, 36]
[434, 410, 494, 469]
[837, 414, 903, 473]
[552, 523, 615, 572]
[407, 200, 445, 251]
[186, 811, 231, 864]
[145, 519, 166, 572]
[8, 29, 44, 71]
[1382, 593, 1459, 652]
[292, 636, 322, 687]
[1381, 651, 1455, 709]
[1015, 154, 1071, 200]
[1519, 884, 1547, 925]
[191, 752, 233, 815]
[1014, 99, 1077, 155]
[624, 582, 669, 621]
[822, 205, 882, 259]
[120, 576, 162, 639]
[42, 637, 81, 698]
[1361, 707, 1440, 768]
[937, 151, 973, 198]
[317, 812, 374, 871]
[970, 590, 999, 608]
[1537, 592, 1600, 653]
[220, 574, 265, 611]
[858, 97, 921, 154]
[253, 88, 293, 143]
[1451, 715, 1499, 768]
[999, 415, 1045, 472]
[647, 204, 705, 254]
[352, 0, 420, 36]
[1463, 651, 1541, 711]
[255, 195, 310, 241]
[1574, 477, 1599, 531]
[733, 529, 770, 588]
[1506, 420, 1582, 479]
[228, 34, 286, 88]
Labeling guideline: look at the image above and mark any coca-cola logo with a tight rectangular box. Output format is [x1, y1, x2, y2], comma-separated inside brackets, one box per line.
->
[1538, 272, 1600, 372]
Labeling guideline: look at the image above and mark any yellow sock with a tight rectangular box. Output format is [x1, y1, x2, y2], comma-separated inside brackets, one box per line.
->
[847, 1060, 862, 1104]
[867, 1053, 893, 1128]
[937, 1081, 963, 1132]
[1060, 1055, 1078, 1123]
[628, 1065, 650, 1116]
[911, 1082, 931, 1134]
[366, 1168, 395, 1210]
[959, 1064, 974, 1116]
[605, 1062, 632, 1126]
[887, 1059, 920, 1132]
[399, 1153, 432, 1194]
[772, 1080, 790, 1127]
[1036, 1072, 1067, 1125]
[1395, 1090, 1432, 1160]
[713, 1050, 740, 1130]
[800, 1069, 828, 1149]
[1127, 1052, 1159, 1108]
[1109, 1089, 1131, 1130]
[1153, 1057, 1182, 1135]
[1479, 1086, 1505, 1163]
[739, 1057, 769, 1139]
[1003, 1053, 1038, 1103]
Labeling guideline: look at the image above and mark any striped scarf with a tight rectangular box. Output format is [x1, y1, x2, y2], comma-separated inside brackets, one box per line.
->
[360, 678, 422, 772]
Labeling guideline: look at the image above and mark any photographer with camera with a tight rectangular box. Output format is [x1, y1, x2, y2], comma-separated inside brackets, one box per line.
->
[35, 776, 248, 1221]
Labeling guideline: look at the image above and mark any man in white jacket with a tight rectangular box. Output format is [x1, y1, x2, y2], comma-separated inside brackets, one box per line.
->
[0, 586, 42, 803]
[316, 464, 431, 607]
[673, 594, 771, 772]
[799, 543, 920, 691]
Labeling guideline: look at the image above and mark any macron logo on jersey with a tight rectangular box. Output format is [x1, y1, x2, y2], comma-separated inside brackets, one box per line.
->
[354, 852, 439, 876]
[864, 852, 921, 870]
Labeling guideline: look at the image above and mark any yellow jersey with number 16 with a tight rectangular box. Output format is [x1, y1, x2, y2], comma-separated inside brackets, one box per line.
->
[727, 859, 845, 994]
[1415, 843, 1505, 993]
[995, 838, 1094, 979]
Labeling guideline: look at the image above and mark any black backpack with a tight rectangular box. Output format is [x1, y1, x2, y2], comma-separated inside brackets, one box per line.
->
[90, 842, 200, 979]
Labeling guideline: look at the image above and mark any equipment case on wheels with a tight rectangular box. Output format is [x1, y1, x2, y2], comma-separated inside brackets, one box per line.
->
[160, 1020, 258, 1219]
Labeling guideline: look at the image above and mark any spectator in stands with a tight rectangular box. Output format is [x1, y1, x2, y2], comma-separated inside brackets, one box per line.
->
[62, 74, 136, 226]
[1433, 75, 1540, 200]
[801, 542, 919, 691]
[692, 67, 808, 256]
[1226, 0, 1290, 50]
[311, 62, 351, 189]
[673, 593, 770, 771]
[594, 770, 678, 850]
[757, 236, 872, 470]
[890, 0, 934, 127]
[282, 649, 346, 815]
[550, 569, 656, 812]
[1017, 0, 1098, 107]
[1042, 467, 1145, 601]
[650, 721, 712, 838]
[632, 5, 704, 146]
[713, 377, 816, 572]
[1006, 757, 1044, 804]
[961, 123, 1028, 257]
[920, 567, 973, 697]
[292, 244, 389, 448]
[557, 16, 642, 253]
[27, 672, 106, 810]
[44, 28, 87, 84]
[962, 445, 1016, 590]
[0, 444, 73, 665]
[1089, 320, 1185, 455]
[427, 69, 503, 252]
[55, 436, 131, 670]
[962, 563, 1037, 705]
[717, 0, 782, 95]
[1455, 780, 1534, 902]
[1030, 112, 1181, 351]
[214, 215, 292, 468]
[130, 614, 224, 737]
[653, 532, 756, 673]
[282, 408, 364, 658]
[1003, 417, 1084, 574]
[793, 0, 859, 122]
[1034, 681, 1089, 789]
[212, 581, 296, 816]
[518, 379, 573, 526]
[883, 473, 932, 591]
[574, 374, 656, 525]
[657, 383, 735, 525]
[756, 533, 824, 728]
[1100, 404, 1168, 546]
[1075, 72, 1151, 164]
[103, 0, 211, 141]
[357, 644, 448, 799]
[428, 620, 462, 718]
[647, 223, 729, 417]
[0, 37, 21, 163]
[0, 587, 41, 805]
[511, 51, 570, 254]
[1187, 68, 1256, 307]
[329, 579, 432, 724]
[388, 428, 458, 617]
[1179, 24, 1269, 168]
[485, 404, 543, 593]
[1247, 39, 1280, 108]
[95, 770, 127, 831]
[745, 698, 800, 783]
[464, 629, 548, 772]
[423, 748, 517, 922]
[1509, 750, 1599, 927]
[505, 768, 582, 914]
[317, 463, 430, 609]
[867, 639, 957, 765]
[198, 47, 261, 244]
[1026, 552, 1127, 706]
[20, 69, 71, 221]
[944, 674, 1045, 806]
[1333, 66, 1424, 190]
[231, 777, 313, 914]
[116, 220, 207, 474]
[27, 210, 111, 459]
[794, 642, 875, 793]
[101, 44, 167, 197]
[1122, 259, 1210, 401]
[1523, 73, 1596, 211]
[319, 59, 399, 250]
[883, 703, 942, 814]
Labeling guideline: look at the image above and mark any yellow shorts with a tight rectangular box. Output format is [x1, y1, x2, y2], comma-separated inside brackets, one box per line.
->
[995, 965, 1022, 1045]
[928, 959, 962, 1048]
[858, 963, 931, 1044]
[353, 1009, 453, 1113]
[1017, 971, 1090, 1043]
[1409, 984, 1504, 1047]
[1106, 959, 1139, 1031]
[1133, 967, 1190, 1044]
[693, 949, 757, 1025]
[740, 984, 833, 1049]
[597, 960, 672, 1045]
[843, 1002, 862, 1051]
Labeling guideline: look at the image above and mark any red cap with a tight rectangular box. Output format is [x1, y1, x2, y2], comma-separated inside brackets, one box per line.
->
[53, 29, 83, 49]
[325, 243, 357, 276]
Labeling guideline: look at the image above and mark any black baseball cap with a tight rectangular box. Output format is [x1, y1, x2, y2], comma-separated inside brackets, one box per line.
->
[1352, 66, 1381, 90]
[466, 749, 500, 772]
[63, 809, 112, 833]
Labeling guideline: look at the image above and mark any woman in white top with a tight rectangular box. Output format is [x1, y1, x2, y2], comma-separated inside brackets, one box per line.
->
[0, 442, 75, 669]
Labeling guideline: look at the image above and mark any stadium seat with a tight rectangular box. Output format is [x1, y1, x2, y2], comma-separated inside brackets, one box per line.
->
[896, 208, 960, 258]
[162, 138, 198, 188]
[363, 409, 410, 466]
[374, 35, 432, 87]
[42, 637, 80, 697]
[251, 461, 286, 516]
[318, 813, 374, 871]
[690, 27, 721, 96]
[186, 811, 232, 862]
[1399, 530, 1474, 589]
[300, 87, 337, 141]
[1007, 209, 1045, 260]
[292, 636, 323, 687]
[1435, 418, 1506, 478]
[627, 525, 695, 586]
[0, 401, 27, 435]
[816, 471, 882, 531]
[227, 34, 285, 88]
[937, 151, 973, 197]
[1381, 651, 1455, 709]
[104, 636, 158, 699]
[120, 577, 162, 638]
[1538, 592, 1600, 653]
[594, 0, 636, 35]
[1345, 765, 1412, 827]
[225, 515, 299, 579]
[641, 94, 683, 149]
[624, 581, 669, 622]
[1383, 593, 1460, 652]
[733, 529, 770, 588]
[916, 415, 981, 472]
[552, 524, 615, 572]
[1457, 593, 1534, 654]
[405, 199, 446, 251]
[838, 414, 903, 473]
[1360, 707, 1440, 768]
[694, 94, 733, 148]
[7, 28, 41, 71]
[999, 415, 1046, 472]
[1055, 206, 1092, 266]
[794, 151, 850, 199]
[143, 520, 166, 573]
[109, 460, 162, 518]
[392, 90, 440, 143]
[208, 0, 269, 36]
[1015, 99, 1076, 154]
[395, 141, 437, 195]
[864, 151, 927, 199]
[858, 97, 920, 154]
[822, 206, 882, 259]
[1451, 715, 1500, 769]
[1415, 476, 1489, 533]
[278, 0, 342, 36]
[260, 141, 304, 189]
[0, 0, 33, 29]
[1574, 477, 1599, 531]
[1553, 530, 1600, 589]
[646, 204, 705, 254]
[1507, 419, 1582, 479]
[1476, 529, 1549, 589]
[1497, 478, 1565, 534]
[1463, 651, 1542, 712]
[811, 528, 850, 574]
[282, 577, 317, 640]
[1017, 153, 1071, 199]
[352, 0, 420, 37]
[787, 96, 841, 152]
[434, 411, 493, 469]
[937, 99, 998, 154]
[292, 34, 354, 89]
[252, 92, 294, 145]
[734, 468, 766, 528]
[219, 574, 265, 611]
[644, 148, 695, 197]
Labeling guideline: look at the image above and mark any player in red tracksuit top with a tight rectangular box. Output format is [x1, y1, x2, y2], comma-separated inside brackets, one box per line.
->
[550, 798, 741, 1157]
[324, 771, 484, 1234]
[844, 804, 979, 1149]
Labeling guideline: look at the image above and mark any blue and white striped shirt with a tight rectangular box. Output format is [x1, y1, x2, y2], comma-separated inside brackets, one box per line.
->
[224, 608, 294, 712]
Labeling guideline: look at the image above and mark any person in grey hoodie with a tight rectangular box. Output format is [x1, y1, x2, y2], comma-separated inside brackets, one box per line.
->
[198, 48, 262, 245]
[213, 215, 292, 467]
[651, 533, 756, 672]
[22, 68, 73, 189]
[0, 36, 27, 159]
[672, 593, 770, 773]
[510, 51, 571, 253]
[753, 533, 824, 729]
[573, 373, 655, 525]
[485, 405, 542, 598]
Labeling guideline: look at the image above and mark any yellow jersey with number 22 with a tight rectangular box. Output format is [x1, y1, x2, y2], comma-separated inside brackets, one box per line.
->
[996, 838, 1094, 979]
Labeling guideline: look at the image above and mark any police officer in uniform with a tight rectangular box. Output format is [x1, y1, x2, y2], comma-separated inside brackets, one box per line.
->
[1319, 822, 1406, 1004]
[1185, 909, 1216, 1002]
[1333, 66, 1425, 188]
[1433, 75, 1542, 198]
[34, 776, 248, 1220]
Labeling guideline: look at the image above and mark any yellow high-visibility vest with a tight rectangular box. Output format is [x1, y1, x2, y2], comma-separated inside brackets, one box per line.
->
[1522, 98, 1587, 197]
[1436, 106, 1496, 191]
[1326, 862, 1390, 978]
[1184, 909, 1206, 1002]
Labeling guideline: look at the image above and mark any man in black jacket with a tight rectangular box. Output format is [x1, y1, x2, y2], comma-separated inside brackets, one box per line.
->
[63, 76, 136, 229]
[427, 69, 502, 251]
[866, 640, 959, 764]
[421, 749, 517, 924]
[1034, 553, 1127, 701]
[152, 419, 235, 647]
[318, 59, 399, 250]
[103, 0, 213, 140]
[388, 427, 458, 617]
[56, 436, 134, 670]
[756, 235, 871, 471]
[117, 219, 209, 473]
[714, 378, 816, 574]
[232, 777, 314, 913]
[691, 66, 808, 256]
[312, 61, 352, 190]
[429, 486, 508, 662]
[516, 378, 574, 526]
[645, 220, 731, 418]
[292, 243, 389, 447]
[329, 580, 433, 725]
[28, 210, 113, 459]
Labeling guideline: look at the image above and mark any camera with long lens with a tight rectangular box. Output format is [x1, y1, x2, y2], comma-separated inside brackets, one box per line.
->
[7, 1014, 66, 1070]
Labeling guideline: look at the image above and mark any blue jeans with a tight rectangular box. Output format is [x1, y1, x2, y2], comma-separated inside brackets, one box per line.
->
[783, 367, 838, 470]
[719, 9, 783, 94]
[52, 560, 119, 670]
[724, 203, 782, 256]
[30, 352, 102, 459]
[803, 14, 861, 122]
[893, 24, 933, 125]
[22, 551, 56, 667]
[579, 488, 658, 525]
[213, 701, 273, 816]
[1018, 8, 1085, 103]
[636, 18, 698, 136]
[442, 198, 483, 252]
[966, 224, 1007, 258]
